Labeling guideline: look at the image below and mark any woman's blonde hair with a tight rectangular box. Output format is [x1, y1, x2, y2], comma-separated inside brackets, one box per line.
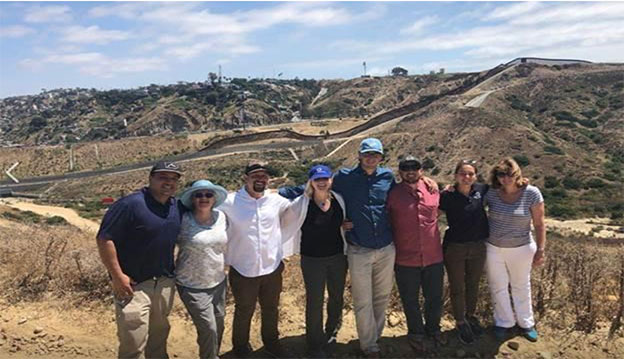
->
[489, 157, 525, 189]
[304, 179, 334, 199]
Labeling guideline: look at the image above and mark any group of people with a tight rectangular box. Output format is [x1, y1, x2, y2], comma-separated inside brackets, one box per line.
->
[96, 137, 546, 359]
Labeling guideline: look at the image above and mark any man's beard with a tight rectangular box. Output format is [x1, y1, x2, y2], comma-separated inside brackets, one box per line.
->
[253, 183, 266, 193]
[402, 176, 420, 184]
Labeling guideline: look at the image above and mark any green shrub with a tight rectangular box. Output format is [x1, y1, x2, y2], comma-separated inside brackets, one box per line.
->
[45, 216, 68, 226]
[544, 146, 564, 155]
[580, 109, 599, 119]
[548, 203, 575, 218]
[576, 119, 598, 128]
[544, 176, 560, 188]
[422, 157, 435, 170]
[584, 178, 606, 189]
[562, 176, 582, 190]
[512, 155, 530, 167]
[553, 111, 578, 122]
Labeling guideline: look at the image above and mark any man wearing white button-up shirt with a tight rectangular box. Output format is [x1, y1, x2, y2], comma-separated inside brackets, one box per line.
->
[219, 161, 292, 358]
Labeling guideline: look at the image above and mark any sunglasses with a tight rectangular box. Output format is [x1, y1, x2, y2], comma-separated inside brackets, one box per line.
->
[399, 165, 421, 171]
[193, 192, 215, 199]
[461, 159, 477, 165]
[496, 172, 512, 178]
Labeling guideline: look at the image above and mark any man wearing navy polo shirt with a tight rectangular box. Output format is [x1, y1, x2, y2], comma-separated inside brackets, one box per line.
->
[97, 160, 183, 359]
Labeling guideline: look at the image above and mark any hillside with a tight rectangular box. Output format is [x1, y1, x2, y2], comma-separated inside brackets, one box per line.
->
[1, 62, 623, 219]
[0, 74, 466, 146]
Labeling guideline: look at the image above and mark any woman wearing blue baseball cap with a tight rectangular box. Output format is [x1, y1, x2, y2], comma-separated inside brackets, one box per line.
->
[175, 179, 229, 359]
[281, 164, 348, 357]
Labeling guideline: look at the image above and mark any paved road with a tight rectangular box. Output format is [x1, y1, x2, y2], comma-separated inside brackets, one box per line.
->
[0, 139, 324, 192]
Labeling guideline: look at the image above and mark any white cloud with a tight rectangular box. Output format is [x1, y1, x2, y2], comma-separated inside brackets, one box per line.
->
[332, 2, 624, 66]
[86, 1, 384, 61]
[20, 52, 167, 77]
[88, 3, 150, 20]
[0, 25, 35, 38]
[400, 16, 438, 35]
[60, 26, 130, 45]
[509, 2, 624, 26]
[24, 5, 71, 23]
[485, 2, 543, 21]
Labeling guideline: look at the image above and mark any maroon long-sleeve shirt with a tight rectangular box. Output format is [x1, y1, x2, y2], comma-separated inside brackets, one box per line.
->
[386, 180, 442, 267]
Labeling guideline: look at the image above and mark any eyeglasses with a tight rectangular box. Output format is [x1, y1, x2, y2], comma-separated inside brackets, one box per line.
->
[193, 192, 214, 199]
[399, 165, 421, 172]
[496, 172, 512, 178]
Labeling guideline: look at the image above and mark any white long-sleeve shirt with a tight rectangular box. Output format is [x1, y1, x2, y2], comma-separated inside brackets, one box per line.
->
[218, 187, 291, 277]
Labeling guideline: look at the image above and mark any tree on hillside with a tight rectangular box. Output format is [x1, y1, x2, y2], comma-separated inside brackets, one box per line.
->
[391, 67, 408, 76]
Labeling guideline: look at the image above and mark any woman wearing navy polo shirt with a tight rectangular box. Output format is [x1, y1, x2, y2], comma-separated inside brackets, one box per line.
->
[439, 160, 489, 345]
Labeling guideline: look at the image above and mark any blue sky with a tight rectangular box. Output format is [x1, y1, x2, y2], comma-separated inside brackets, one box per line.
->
[1, 1, 623, 98]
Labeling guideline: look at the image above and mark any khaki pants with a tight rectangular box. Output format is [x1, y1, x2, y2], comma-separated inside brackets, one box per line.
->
[115, 276, 175, 359]
[347, 243, 396, 354]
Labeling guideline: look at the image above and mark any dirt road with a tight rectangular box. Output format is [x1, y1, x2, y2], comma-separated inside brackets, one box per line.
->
[0, 198, 100, 233]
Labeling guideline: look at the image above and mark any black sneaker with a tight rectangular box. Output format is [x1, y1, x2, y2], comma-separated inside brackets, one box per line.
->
[467, 316, 485, 337]
[264, 343, 285, 358]
[457, 323, 475, 345]
[233, 343, 253, 358]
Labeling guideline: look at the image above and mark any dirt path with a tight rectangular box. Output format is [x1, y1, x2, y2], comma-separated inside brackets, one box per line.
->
[0, 199, 99, 233]
[545, 217, 624, 239]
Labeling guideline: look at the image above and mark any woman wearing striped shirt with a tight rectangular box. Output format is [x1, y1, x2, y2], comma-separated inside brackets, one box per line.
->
[485, 158, 546, 343]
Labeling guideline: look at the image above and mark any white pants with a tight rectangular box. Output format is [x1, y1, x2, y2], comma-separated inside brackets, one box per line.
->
[485, 242, 536, 329]
[347, 243, 396, 353]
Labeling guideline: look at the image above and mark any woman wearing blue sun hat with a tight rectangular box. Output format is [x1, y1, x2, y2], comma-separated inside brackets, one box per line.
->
[175, 179, 229, 359]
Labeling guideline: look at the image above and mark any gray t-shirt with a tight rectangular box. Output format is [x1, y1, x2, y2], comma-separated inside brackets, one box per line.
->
[485, 185, 544, 248]
[175, 210, 228, 289]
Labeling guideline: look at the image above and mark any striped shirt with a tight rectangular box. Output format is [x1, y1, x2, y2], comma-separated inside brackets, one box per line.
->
[175, 210, 228, 289]
[485, 185, 543, 248]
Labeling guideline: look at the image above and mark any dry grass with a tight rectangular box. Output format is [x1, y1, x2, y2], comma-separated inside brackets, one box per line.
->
[1, 220, 623, 338]
[0, 223, 108, 304]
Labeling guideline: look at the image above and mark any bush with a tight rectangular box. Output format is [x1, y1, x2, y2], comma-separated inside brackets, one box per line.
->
[553, 111, 578, 122]
[562, 176, 582, 190]
[544, 145, 564, 155]
[421, 157, 435, 170]
[45, 216, 68, 226]
[548, 203, 576, 218]
[544, 176, 560, 188]
[585, 178, 607, 189]
[512, 155, 530, 167]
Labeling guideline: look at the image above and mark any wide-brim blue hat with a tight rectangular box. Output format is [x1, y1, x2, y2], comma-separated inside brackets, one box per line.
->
[179, 179, 228, 209]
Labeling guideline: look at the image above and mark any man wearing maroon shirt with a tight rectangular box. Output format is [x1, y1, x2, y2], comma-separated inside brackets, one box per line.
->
[386, 156, 444, 354]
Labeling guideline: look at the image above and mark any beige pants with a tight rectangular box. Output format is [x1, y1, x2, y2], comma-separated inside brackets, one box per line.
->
[115, 276, 175, 359]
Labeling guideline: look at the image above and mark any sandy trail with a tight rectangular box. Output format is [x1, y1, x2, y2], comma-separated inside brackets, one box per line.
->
[545, 217, 623, 239]
[0, 198, 100, 233]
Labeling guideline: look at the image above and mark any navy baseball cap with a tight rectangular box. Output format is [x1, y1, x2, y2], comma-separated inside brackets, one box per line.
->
[399, 155, 422, 170]
[308, 165, 332, 180]
[359, 138, 383, 155]
[150, 161, 183, 176]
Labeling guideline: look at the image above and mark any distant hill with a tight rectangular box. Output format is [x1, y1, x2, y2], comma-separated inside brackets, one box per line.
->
[1, 61, 623, 219]
[0, 73, 472, 146]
